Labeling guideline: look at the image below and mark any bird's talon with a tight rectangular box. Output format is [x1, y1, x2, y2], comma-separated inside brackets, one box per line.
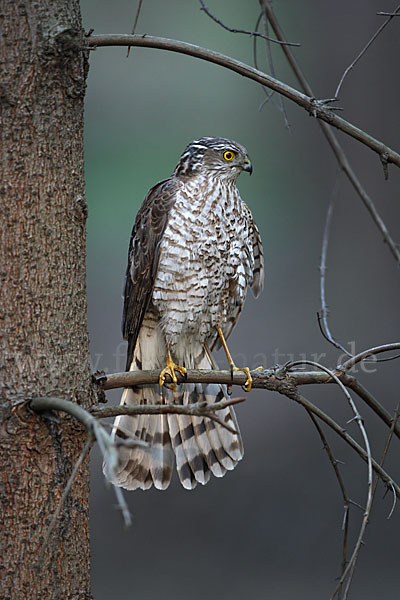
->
[231, 366, 252, 392]
[165, 382, 177, 391]
[159, 361, 186, 391]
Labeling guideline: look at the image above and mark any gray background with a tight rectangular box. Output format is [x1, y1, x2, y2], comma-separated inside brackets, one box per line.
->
[82, 1, 400, 598]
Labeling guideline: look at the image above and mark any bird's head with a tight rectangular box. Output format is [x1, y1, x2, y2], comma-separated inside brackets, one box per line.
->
[174, 137, 252, 181]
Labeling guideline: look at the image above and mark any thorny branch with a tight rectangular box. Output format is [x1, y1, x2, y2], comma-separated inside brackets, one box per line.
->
[371, 404, 400, 520]
[317, 176, 352, 356]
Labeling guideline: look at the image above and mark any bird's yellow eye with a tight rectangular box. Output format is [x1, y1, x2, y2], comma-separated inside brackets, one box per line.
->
[223, 150, 235, 161]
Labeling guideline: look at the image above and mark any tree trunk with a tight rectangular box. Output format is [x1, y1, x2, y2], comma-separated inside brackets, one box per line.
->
[0, 1, 93, 598]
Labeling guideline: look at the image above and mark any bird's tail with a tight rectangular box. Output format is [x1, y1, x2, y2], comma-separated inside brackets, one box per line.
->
[105, 315, 243, 491]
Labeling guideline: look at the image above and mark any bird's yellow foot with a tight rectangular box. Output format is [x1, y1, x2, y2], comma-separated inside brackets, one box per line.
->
[230, 365, 253, 392]
[159, 358, 187, 391]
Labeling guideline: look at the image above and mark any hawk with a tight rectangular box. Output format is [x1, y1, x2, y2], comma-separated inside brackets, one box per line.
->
[109, 137, 264, 490]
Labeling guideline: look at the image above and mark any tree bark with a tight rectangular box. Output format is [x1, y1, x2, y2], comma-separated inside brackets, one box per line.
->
[0, 1, 93, 598]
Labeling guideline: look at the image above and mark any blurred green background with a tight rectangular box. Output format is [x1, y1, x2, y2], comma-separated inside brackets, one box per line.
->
[82, 1, 400, 598]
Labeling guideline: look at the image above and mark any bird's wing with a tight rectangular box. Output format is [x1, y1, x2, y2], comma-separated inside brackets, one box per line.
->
[210, 204, 264, 351]
[249, 219, 264, 298]
[122, 177, 179, 370]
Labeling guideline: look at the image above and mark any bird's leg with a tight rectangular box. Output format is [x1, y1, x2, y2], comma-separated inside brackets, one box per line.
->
[216, 326, 252, 392]
[159, 340, 187, 391]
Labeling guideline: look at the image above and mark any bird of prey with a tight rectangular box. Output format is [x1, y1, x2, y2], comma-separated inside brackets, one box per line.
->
[109, 136, 264, 491]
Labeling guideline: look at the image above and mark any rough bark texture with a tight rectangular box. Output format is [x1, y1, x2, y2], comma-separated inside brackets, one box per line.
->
[0, 1, 93, 598]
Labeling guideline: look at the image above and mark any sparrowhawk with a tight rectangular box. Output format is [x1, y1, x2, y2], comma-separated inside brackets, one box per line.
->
[108, 137, 264, 490]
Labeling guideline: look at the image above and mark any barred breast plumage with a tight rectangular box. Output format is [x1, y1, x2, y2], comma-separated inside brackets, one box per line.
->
[153, 175, 254, 353]
[106, 137, 264, 491]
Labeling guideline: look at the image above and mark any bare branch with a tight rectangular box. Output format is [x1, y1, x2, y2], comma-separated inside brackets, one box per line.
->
[291, 363, 373, 599]
[198, 0, 299, 46]
[30, 397, 136, 527]
[372, 404, 400, 519]
[335, 4, 400, 98]
[86, 34, 400, 174]
[259, 2, 400, 266]
[306, 410, 350, 586]
[281, 387, 400, 498]
[92, 367, 400, 497]
[93, 367, 400, 442]
[317, 175, 353, 356]
[91, 396, 246, 436]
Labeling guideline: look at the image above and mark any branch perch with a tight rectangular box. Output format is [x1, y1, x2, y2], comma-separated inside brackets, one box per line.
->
[86, 34, 400, 170]
[94, 364, 400, 441]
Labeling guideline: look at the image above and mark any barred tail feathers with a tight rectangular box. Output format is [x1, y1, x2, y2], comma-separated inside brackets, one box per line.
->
[106, 317, 244, 491]
[107, 316, 174, 491]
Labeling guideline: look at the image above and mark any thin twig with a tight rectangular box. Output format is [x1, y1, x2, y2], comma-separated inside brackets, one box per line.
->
[127, 0, 144, 57]
[281, 387, 399, 498]
[86, 35, 400, 175]
[94, 417, 132, 526]
[339, 343, 400, 371]
[92, 396, 245, 435]
[289, 362, 372, 599]
[91, 395, 244, 417]
[258, 2, 400, 265]
[317, 187, 397, 363]
[198, 0, 299, 46]
[334, 4, 400, 98]
[35, 437, 92, 569]
[252, 13, 275, 109]
[286, 362, 375, 596]
[306, 411, 350, 587]
[318, 174, 352, 356]
[371, 404, 400, 517]
[260, 8, 290, 130]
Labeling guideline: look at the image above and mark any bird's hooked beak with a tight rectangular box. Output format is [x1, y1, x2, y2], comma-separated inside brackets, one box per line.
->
[242, 157, 253, 175]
